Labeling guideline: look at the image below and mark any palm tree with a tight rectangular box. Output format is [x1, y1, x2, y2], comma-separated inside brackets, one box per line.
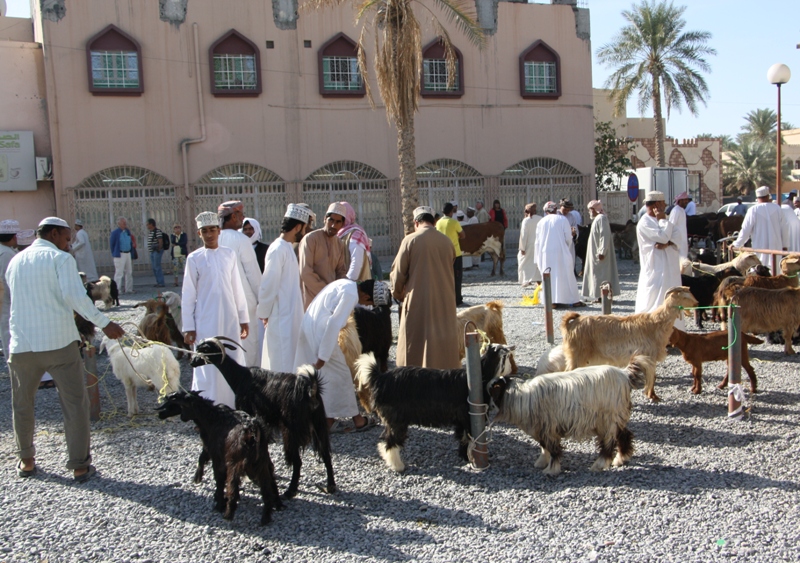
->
[597, 1, 716, 166]
[313, 0, 484, 233]
[723, 139, 793, 195]
[739, 108, 794, 145]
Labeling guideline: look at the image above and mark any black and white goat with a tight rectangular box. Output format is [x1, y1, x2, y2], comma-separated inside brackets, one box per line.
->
[353, 304, 393, 373]
[488, 356, 651, 476]
[355, 343, 516, 472]
[190, 337, 335, 498]
[157, 391, 280, 525]
[85, 275, 119, 309]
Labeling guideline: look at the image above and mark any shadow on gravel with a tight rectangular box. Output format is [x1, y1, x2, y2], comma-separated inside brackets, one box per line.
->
[632, 420, 782, 448]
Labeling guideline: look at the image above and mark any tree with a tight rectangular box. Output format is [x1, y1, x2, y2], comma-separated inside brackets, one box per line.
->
[739, 108, 794, 145]
[594, 121, 637, 191]
[597, 0, 715, 167]
[696, 133, 735, 151]
[314, 0, 484, 233]
[722, 138, 793, 195]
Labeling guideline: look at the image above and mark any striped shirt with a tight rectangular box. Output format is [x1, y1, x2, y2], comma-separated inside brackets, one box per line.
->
[6, 238, 111, 354]
[147, 228, 164, 252]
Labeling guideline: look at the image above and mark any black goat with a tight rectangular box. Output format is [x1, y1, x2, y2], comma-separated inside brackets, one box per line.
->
[190, 338, 335, 498]
[681, 266, 739, 329]
[354, 343, 515, 472]
[157, 390, 280, 525]
[353, 304, 392, 372]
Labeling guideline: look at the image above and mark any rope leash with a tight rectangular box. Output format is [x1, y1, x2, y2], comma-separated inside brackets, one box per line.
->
[675, 306, 739, 350]
[466, 399, 491, 471]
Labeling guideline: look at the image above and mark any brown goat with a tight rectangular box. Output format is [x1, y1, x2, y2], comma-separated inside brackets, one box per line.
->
[457, 301, 517, 373]
[136, 298, 189, 358]
[733, 286, 800, 355]
[560, 286, 698, 402]
[668, 328, 762, 394]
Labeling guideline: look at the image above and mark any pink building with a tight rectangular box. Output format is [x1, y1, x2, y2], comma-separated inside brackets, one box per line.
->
[4, 0, 595, 271]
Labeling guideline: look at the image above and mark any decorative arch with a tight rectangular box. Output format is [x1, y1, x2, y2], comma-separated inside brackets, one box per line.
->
[318, 33, 365, 97]
[209, 29, 262, 96]
[421, 38, 464, 98]
[86, 24, 144, 95]
[519, 39, 560, 99]
[416, 159, 484, 212]
[194, 163, 284, 185]
[75, 165, 174, 188]
[305, 161, 387, 182]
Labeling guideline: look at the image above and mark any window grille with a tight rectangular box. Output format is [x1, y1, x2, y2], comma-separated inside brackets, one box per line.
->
[322, 56, 362, 90]
[91, 51, 140, 89]
[524, 61, 556, 94]
[213, 54, 257, 90]
[423, 59, 458, 91]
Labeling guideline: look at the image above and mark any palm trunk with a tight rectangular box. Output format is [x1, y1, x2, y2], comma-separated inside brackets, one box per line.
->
[652, 73, 665, 167]
[397, 113, 419, 235]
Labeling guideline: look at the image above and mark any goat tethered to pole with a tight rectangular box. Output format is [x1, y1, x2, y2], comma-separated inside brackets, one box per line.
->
[542, 268, 554, 344]
[464, 321, 488, 469]
[727, 304, 744, 420]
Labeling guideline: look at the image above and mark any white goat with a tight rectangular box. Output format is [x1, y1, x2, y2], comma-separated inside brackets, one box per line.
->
[688, 252, 760, 277]
[100, 336, 181, 416]
[488, 356, 651, 476]
[560, 286, 698, 402]
[159, 291, 182, 331]
[535, 346, 567, 376]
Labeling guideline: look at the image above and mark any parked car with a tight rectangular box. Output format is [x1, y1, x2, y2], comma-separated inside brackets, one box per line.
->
[718, 202, 756, 216]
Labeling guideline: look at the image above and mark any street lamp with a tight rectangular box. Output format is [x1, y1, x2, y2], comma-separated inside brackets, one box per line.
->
[767, 63, 791, 203]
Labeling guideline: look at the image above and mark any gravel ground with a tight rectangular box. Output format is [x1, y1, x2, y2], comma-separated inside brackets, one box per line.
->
[2, 257, 800, 563]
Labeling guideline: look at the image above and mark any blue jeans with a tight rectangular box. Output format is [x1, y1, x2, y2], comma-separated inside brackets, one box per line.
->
[150, 249, 165, 285]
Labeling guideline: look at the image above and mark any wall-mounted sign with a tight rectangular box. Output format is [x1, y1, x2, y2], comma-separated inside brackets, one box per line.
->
[0, 131, 36, 192]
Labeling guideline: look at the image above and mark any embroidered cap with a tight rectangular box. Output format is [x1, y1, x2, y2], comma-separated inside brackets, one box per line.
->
[643, 191, 665, 203]
[326, 202, 348, 219]
[0, 220, 20, 234]
[195, 211, 219, 229]
[285, 203, 312, 223]
[74, 219, 84, 227]
[372, 280, 391, 307]
[587, 200, 603, 213]
[38, 217, 70, 228]
[543, 201, 558, 213]
[413, 206, 435, 221]
[16, 229, 35, 245]
[755, 186, 770, 198]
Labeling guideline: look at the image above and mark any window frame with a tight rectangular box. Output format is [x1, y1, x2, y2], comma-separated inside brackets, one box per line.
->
[420, 39, 464, 99]
[85, 24, 144, 96]
[209, 29, 262, 97]
[519, 40, 561, 100]
[318, 33, 365, 98]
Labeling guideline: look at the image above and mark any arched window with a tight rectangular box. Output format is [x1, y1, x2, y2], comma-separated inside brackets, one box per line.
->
[318, 33, 365, 97]
[519, 40, 560, 99]
[209, 30, 261, 96]
[86, 25, 143, 95]
[421, 39, 464, 98]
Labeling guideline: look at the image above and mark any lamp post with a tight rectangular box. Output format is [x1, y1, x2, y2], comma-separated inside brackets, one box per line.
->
[767, 63, 791, 204]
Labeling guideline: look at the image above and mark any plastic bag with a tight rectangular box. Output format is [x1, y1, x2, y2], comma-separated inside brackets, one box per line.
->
[532, 283, 542, 305]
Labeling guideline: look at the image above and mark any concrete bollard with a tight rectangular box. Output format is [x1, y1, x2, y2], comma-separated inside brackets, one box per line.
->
[601, 282, 612, 315]
[84, 345, 100, 422]
[727, 304, 744, 420]
[543, 268, 554, 345]
[464, 330, 488, 469]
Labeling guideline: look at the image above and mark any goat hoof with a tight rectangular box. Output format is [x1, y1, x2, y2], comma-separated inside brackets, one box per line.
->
[314, 482, 337, 494]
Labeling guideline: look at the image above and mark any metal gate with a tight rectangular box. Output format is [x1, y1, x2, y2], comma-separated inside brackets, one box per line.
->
[598, 190, 637, 225]
[499, 158, 590, 251]
[66, 165, 179, 273]
[302, 161, 391, 256]
[416, 159, 485, 215]
[193, 163, 287, 242]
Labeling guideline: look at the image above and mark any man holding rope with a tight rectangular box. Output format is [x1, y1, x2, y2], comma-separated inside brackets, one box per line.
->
[7, 217, 124, 483]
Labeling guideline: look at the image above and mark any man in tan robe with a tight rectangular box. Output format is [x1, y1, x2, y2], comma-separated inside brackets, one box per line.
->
[299, 202, 347, 309]
[391, 206, 460, 369]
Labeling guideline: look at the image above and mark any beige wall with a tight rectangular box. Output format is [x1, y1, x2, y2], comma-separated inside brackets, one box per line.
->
[34, 1, 594, 207]
[593, 88, 664, 139]
[0, 19, 54, 229]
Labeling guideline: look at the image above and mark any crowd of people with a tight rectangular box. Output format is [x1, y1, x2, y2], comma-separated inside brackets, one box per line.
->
[6, 185, 794, 483]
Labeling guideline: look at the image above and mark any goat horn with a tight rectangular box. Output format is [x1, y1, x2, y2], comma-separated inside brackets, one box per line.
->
[214, 336, 246, 352]
[202, 337, 227, 362]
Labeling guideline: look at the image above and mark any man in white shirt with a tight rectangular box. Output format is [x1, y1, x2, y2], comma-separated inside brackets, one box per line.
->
[70, 220, 99, 282]
[732, 186, 787, 273]
[534, 201, 583, 308]
[780, 191, 800, 252]
[635, 192, 682, 326]
[668, 192, 690, 259]
[217, 200, 262, 367]
[258, 204, 310, 373]
[685, 198, 696, 216]
[7, 217, 124, 483]
[518, 203, 541, 287]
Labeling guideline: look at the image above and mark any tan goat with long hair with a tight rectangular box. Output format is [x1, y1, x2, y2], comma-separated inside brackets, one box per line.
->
[457, 301, 517, 373]
[337, 314, 370, 410]
[733, 285, 800, 355]
[560, 286, 698, 402]
[689, 252, 760, 277]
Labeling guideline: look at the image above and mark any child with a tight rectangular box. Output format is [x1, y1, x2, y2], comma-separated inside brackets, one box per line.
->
[181, 212, 249, 408]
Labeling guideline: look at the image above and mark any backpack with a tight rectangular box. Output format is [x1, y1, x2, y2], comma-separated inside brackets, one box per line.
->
[161, 231, 170, 250]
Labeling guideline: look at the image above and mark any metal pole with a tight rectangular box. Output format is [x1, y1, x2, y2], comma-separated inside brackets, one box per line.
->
[777, 83, 782, 204]
[84, 345, 100, 422]
[727, 304, 743, 420]
[543, 268, 554, 345]
[464, 330, 488, 469]
[601, 282, 612, 315]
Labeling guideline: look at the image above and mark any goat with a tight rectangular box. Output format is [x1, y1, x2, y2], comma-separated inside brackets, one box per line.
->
[137, 298, 190, 358]
[99, 336, 181, 416]
[354, 343, 515, 473]
[159, 291, 183, 332]
[456, 301, 517, 373]
[74, 313, 96, 348]
[732, 286, 800, 355]
[680, 267, 739, 329]
[535, 346, 566, 376]
[353, 304, 393, 373]
[190, 338, 336, 498]
[560, 286, 698, 402]
[157, 391, 280, 525]
[487, 356, 651, 476]
[85, 275, 119, 309]
[690, 252, 760, 277]
[668, 328, 761, 394]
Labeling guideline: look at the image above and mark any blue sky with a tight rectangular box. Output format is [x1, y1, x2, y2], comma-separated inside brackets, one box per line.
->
[5, 0, 799, 141]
